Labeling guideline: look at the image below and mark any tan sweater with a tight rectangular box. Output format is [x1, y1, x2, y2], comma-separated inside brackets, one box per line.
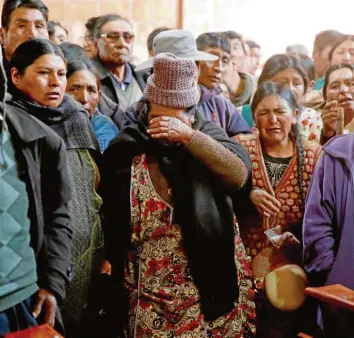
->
[147, 131, 248, 204]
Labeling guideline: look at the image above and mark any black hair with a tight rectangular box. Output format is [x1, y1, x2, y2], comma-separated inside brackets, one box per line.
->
[313, 29, 343, 54]
[258, 54, 309, 94]
[286, 44, 309, 56]
[298, 54, 315, 82]
[196, 32, 231, 54]
[1, 0, 48, 30]
[323, 63, 353, 102]
[11, 38, 65, 75]
[60, 42, 92, 67]
[245, 40, 260, 49]
[252, 81, 305, 203]
[328, 34, 354, 62]
[147, 27, 170, 53]
[47, 20, 68, 38]
[85, 16, 101, 36]
[59, 42, 100, 90]
[66, 59, 101, 92]
[223, 30, 246, 54]
[93, 14, 131, 39]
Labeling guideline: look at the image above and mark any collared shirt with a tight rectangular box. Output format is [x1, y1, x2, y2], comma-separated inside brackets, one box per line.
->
[110, 64, 133, 91]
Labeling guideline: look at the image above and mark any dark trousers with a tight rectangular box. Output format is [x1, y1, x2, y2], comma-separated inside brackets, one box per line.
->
[0, 297, 37, 335]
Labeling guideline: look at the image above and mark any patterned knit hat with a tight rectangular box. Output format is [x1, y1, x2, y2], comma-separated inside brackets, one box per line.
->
[144, 53, 200, 109]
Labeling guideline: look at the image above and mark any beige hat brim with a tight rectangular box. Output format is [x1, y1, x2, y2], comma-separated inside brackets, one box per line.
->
[135, 50, 218, 72]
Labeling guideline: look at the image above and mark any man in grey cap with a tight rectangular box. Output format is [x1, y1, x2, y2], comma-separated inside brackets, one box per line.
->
[125, 29, 251, 137]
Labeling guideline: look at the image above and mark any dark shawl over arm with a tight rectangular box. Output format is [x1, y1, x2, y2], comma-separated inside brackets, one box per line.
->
[100, 106, 251, 329]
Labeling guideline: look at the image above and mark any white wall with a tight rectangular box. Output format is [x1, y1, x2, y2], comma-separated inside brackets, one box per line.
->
[184, 0, 354, 62]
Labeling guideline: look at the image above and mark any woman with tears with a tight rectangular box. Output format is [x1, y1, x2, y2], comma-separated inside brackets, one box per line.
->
[235, 81, 321, 337]
[100, 53, 256, 337]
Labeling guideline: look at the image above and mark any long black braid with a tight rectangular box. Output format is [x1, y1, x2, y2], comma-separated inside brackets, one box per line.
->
[291, 122, 306, 206]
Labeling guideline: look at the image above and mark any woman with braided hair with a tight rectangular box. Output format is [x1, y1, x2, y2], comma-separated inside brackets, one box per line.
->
[236, 81, 321, 337]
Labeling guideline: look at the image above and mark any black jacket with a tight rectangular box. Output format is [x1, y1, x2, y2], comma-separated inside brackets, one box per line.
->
[91, 57, 147, 107]
[5, 103, 72, 304]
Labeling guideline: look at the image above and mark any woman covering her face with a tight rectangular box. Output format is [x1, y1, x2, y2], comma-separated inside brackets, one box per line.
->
[65, 59, 119, 153]
[240, 54, 323, 143]
[8, 38, 102, 338]
[236, 81, 322, 337]
[100, 53, 256, 337]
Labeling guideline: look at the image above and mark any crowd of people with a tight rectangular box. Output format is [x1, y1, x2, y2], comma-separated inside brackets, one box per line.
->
[1, 0, 354, 337]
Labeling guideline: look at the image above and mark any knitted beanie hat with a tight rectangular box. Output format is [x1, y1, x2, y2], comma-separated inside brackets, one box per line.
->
[144, 53, 200, 109]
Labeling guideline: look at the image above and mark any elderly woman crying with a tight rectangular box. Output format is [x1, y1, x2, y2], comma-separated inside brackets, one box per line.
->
[100, 53, 256, 337]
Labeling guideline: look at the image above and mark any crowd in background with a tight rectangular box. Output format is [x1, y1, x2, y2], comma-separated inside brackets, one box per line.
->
[1, 0, 354, 337]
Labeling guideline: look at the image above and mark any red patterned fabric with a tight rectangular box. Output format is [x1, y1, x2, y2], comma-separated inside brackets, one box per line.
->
[124, 154, 256, 337]
[236, 133, 321, 279]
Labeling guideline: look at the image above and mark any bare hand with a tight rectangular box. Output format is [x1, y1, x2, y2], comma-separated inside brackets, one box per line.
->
[250, 189, 281, 217]
[101, 260, 112, 275]
[275, 231, 300, 249]
[222, 59, 240, 94]
[147, 116, 194, 144]
[322, 100, 338, 137]
[32, 288, 57, 327]
[339, 99, 354, 125]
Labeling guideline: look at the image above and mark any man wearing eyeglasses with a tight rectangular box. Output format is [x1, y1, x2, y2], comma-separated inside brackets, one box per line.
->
[92, 14, 146, 112]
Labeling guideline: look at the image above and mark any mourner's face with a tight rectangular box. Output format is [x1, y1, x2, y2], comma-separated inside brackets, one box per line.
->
[254, 95, 298, 145]
[95, 19, 134, 66]
[50, 25, 68, 45]
[0, 7, 48, 61]
[148, 105, 195, 127]
[11, 54, 67, 108]
[331, 40, 354, 66]
[198, 47, 230, 90]
[82, 30, 97, 59]
[66, 69, 100, 115]
[326, 67, 353, 103]
[270, 68, 305, 103]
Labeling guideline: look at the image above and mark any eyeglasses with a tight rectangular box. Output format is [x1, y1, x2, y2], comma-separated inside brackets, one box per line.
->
[84, 35, 94, 42]
[99, 32, 135, 44]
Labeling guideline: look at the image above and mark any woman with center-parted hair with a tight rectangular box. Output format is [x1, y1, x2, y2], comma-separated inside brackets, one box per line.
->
[235, 81, 322, 337]
[7, 38, 103, 338]
[100, 53, 256, 337]
[240, 54, 323, 143]
[318, 63, 354, 144]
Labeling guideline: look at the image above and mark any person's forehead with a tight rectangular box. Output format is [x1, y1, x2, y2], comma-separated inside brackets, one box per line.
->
[335, 40, 354, 50]
[329, 68, 353, 82]
[9, 7, 46, 25]
[204, 46, 228, 56]
[101, 19, 132, 33]
[54, 25, 66, 36]
[32, 54, 66, 68]
[71, 69, 97, 84]
[273, 68, 302, 79]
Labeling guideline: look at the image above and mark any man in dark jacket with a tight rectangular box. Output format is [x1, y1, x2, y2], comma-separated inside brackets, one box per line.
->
[126, 29, 251, 136]
[1, 102, 72, 333]
[92, 14, 147, 112]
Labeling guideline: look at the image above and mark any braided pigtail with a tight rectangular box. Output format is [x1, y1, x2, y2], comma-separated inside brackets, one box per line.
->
[291, 123, 305, 206]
